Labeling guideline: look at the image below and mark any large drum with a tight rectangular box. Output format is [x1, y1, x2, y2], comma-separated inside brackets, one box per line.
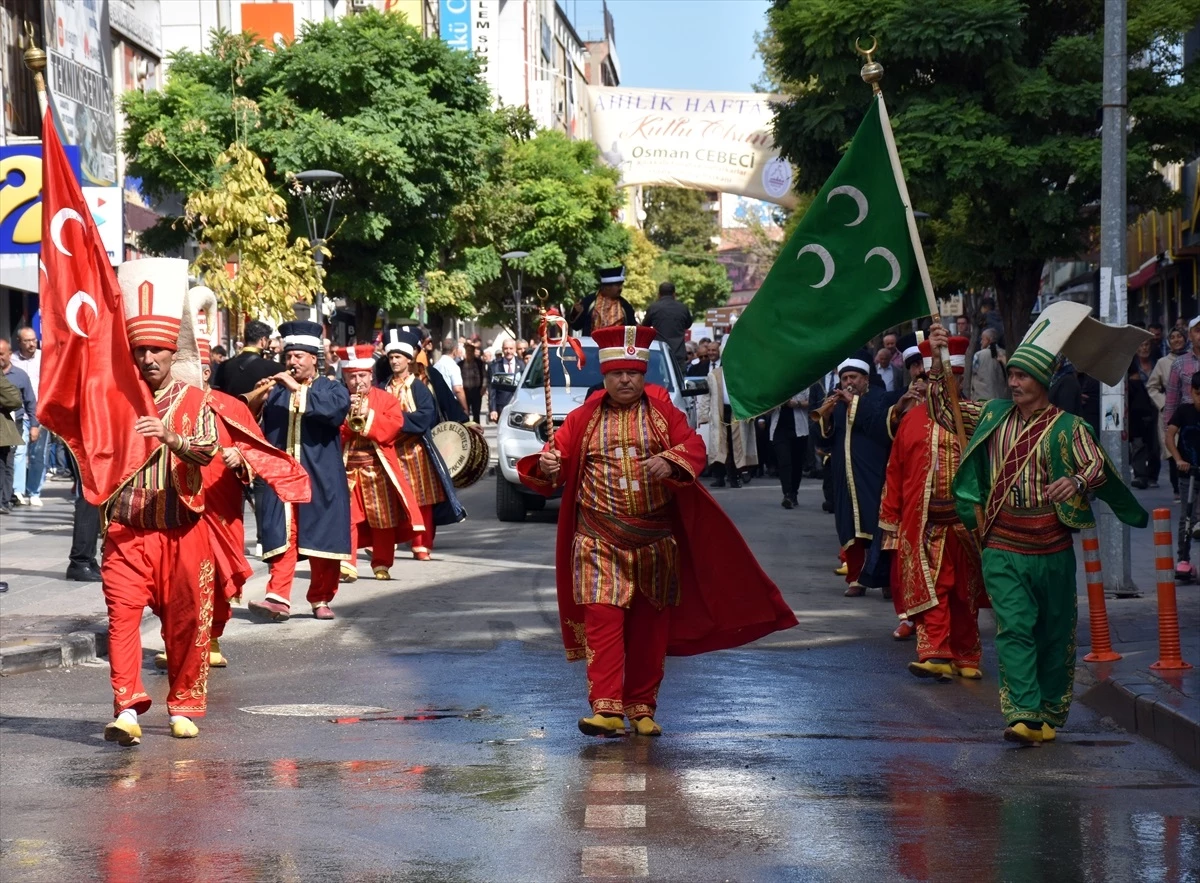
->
[431, 422, 490, 489]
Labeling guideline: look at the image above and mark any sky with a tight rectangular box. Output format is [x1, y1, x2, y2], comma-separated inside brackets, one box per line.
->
[566, 0, 771, 93]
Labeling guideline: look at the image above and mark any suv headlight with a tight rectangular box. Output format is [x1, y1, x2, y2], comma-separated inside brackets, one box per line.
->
[508, 411, 544, 431]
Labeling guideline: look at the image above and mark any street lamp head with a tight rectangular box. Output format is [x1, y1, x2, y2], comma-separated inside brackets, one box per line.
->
[295, 169, 344, 186]
[501, 250, 530, 260]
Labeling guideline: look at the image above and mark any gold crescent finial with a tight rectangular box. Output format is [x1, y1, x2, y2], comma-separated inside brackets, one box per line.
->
[536, 287, 550, 305]
[856, 36, 884, 94]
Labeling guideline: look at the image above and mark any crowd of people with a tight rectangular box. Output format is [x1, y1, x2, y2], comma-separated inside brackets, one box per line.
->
[0, 260, 1168, 746]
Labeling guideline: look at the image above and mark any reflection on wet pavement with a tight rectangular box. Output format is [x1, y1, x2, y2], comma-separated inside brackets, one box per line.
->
[3, 645, 1199, 881]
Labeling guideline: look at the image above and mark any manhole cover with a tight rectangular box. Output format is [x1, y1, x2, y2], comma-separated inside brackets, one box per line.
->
[240, 704, 391, 717]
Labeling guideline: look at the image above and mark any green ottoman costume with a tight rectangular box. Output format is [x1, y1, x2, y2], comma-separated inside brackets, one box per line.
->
[929, 302, 1151, 737]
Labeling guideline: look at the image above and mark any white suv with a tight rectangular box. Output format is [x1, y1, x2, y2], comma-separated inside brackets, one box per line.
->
[493, 336, 703, 521]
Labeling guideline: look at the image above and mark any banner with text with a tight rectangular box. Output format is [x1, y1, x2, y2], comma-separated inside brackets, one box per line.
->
[588, 87, 796, 208]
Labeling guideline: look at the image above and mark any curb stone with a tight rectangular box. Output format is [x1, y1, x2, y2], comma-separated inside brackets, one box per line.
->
[0, 626, 109, 676]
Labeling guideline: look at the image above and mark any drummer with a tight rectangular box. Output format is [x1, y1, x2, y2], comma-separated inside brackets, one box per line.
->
[382, 329, 466, 560]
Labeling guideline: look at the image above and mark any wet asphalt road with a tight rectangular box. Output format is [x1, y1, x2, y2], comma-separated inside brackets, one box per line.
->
[2, 477, 1199, 882]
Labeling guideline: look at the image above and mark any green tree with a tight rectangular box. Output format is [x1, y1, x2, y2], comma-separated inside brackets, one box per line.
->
[122, 11, 495, 330]
[621, 226, 661, 311]
[642, 187, 732, 312]
[440, 128, 631, 332]
[764, 0, 1200, 343]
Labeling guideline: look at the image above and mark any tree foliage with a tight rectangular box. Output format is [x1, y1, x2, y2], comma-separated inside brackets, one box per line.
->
[621, 226, 661, 311]
[440, 127, 631, 329]
[763, 0, 1200, 342]
[182, 142, 323, 325]
[642, 187, 732, 313]
[122, 11, 494, 320]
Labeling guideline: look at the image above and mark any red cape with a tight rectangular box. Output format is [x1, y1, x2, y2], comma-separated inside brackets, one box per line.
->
[207, 390, 311, 505]
[517, 384, 797, 659]
[339, 386, 425, 538]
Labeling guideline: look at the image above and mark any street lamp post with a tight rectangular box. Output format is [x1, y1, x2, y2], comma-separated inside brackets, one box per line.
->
[294, 169, 344, 331]
[501, 250, 530, 342]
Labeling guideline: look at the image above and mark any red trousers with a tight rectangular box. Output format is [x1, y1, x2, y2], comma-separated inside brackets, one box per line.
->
[350, 522, 395, 568]
[844, 539, 867, 585]
[411, 505, 437, 554]
[584, 591, 670, 719]
[212, 592, 231, 639]
[102, 520, 214, 717]
[914, 531, 982, 667]
[265, 506, 342, 606]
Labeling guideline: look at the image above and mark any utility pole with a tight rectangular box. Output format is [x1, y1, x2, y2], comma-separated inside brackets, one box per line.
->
[1099, 0, 1136, 596]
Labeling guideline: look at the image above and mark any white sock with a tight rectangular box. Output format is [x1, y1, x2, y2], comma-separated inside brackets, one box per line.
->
[169, 715, 191, 726]
[118, 708, 137, 724]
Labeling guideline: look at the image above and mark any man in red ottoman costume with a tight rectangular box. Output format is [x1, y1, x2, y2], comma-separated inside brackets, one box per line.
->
[518, 325, 797, 737]
[339, 344, 425, 580]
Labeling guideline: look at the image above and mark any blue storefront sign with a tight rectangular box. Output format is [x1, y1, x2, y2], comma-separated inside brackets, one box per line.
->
[440, 0, 471, 51]
[0, 143, 83, 255]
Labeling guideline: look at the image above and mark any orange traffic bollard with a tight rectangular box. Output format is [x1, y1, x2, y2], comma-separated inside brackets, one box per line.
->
[1150, 507, 1194, 672]
[1081, 527, 1121, 662]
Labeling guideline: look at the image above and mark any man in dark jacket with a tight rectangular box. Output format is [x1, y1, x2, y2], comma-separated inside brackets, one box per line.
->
[213, 320, 278, 397]
[641, 281, 692, 371]
[488, 338, 523, 422]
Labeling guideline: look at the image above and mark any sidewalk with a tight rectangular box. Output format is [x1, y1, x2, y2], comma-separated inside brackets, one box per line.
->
[1, 466, 1196, 768]
[1075, 482, 1199, 770]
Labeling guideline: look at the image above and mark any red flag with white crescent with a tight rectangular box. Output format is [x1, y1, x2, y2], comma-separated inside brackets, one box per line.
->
[36, 108, 157, 505]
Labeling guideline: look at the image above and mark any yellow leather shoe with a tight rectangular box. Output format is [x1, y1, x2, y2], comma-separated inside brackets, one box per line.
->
[209, 638, 227, 668]
[170, 718, 200, 739]
[578, 714, 626, 737]
[1003, 722, 1044, 745]
[153, 652, 168, 671]
[631, 716, 662, 737]
[952, 664, 983, 679]
[834, 562, 848, 576]
[104, 718, 142, 747]
[1041, 724, 1056, 742]
[340, 563, 359, 583]
[373, 566, 391, 581]
[908, 660, 954, 682]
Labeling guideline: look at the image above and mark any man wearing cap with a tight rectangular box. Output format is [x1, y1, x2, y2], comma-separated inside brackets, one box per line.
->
[248, 320, 352, 622]
[880, 336, 987, 681]
[102, 259, 219, 746]
[340, 344, 424, 579]
[813, 353, 901, 596]
[927, 304, 1149, 744]
[517, 325, 796, 737]
[568, 266, 636, 337]
[382, 329, 465, 561]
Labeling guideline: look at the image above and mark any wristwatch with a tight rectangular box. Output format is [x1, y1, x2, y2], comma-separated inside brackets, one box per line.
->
[1071, 474, 1087, 495]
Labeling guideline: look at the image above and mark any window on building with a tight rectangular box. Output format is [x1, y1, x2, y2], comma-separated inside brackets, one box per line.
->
[1, 0, 45, 138]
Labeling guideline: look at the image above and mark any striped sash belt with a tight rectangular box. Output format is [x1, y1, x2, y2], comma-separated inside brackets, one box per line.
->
[986, 505, 1070, 554]
[579, 507, 672, 549]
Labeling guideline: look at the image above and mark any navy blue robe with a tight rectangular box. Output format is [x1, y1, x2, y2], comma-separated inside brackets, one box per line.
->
[260, 377, 352, 559]
[383, 376, 467, 527]
[827, 389, 900, 551]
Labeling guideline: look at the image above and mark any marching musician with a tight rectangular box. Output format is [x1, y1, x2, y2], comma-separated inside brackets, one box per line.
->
[247, 320, 352, 622]
[340, 344, 425, 580]
[382, 329, 466, 561]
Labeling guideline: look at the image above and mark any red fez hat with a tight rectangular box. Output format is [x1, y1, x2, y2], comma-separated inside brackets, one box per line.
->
[592, 325, 656, 374]
[338, 344, 376, 371]
[918, 336, 969, 374]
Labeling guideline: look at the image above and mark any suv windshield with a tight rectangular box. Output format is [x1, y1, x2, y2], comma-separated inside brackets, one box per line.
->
[522, 345, 675, 392]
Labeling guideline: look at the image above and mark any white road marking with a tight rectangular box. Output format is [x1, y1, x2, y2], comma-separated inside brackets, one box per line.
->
[581, 845, 648, 878]
[588, 773, 646, 792]
[584, 805, 646, 828]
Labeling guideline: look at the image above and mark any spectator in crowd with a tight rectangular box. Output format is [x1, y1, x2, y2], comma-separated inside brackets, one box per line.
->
[1129, 340, 1159, 488]
[433, 337, 469, 415]
[211, 344, 228, 366]
[459, 341, 486, 424]
[640, 281, 693, 371]
[1148, 326, 1187, 497]
[1146, 322, 1165, 361]
[12, 326, 45, 506]
[970, 327, 1009, 401]
[0, 339, 37, 508]
[977, 297, 1005, 347]
[488, 339, 522, 423]
[874, 346, 898, 392]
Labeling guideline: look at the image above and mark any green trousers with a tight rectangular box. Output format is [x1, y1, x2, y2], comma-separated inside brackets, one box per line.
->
[980, 546, 1078, 727]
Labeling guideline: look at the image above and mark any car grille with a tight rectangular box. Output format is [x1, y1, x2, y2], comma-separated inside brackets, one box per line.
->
[536, 418, 566, 443]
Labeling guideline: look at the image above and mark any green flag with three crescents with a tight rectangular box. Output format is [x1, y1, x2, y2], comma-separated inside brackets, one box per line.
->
[722, 94, 931, 420]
